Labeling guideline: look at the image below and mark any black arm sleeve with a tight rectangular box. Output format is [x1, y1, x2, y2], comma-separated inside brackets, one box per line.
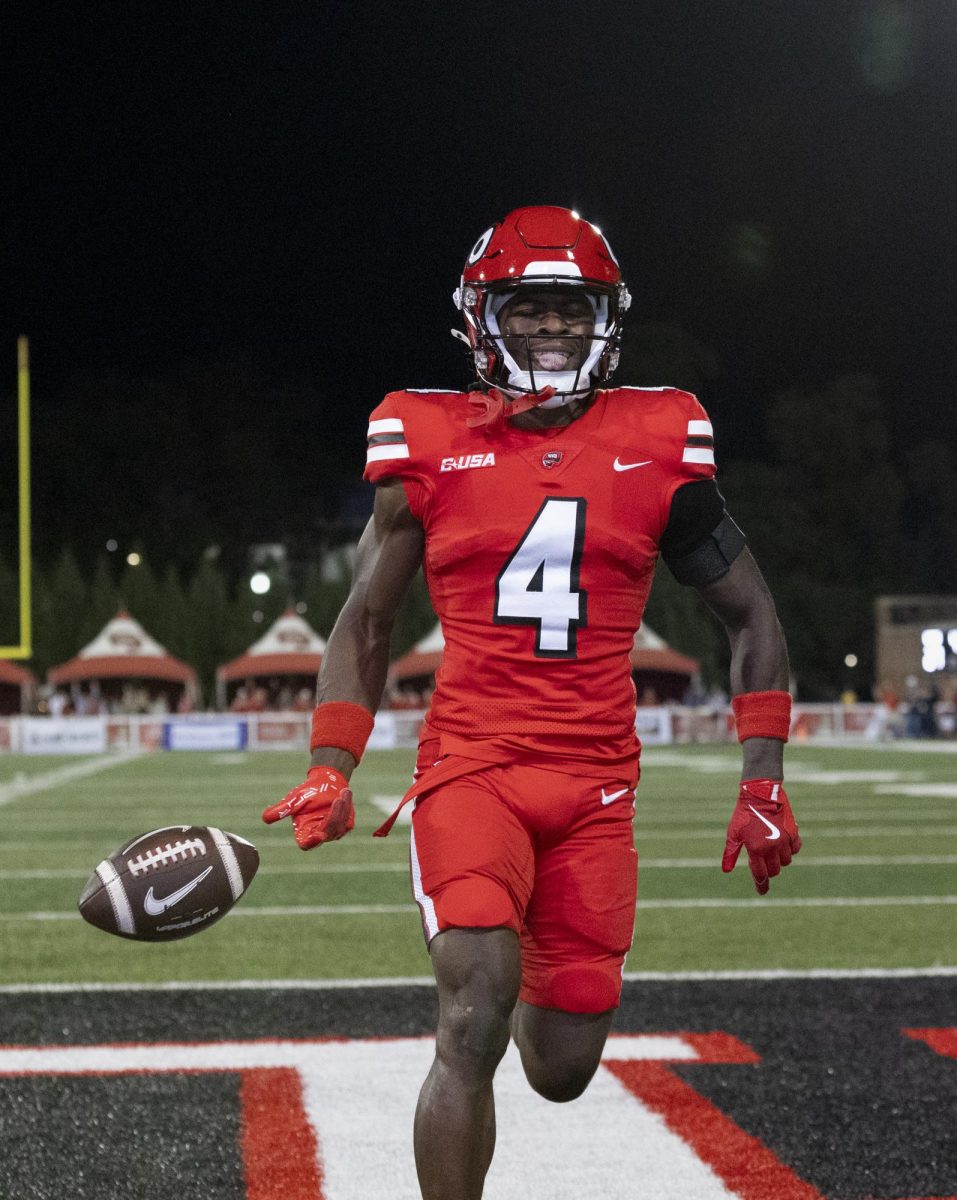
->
[659, 480, 747, 587]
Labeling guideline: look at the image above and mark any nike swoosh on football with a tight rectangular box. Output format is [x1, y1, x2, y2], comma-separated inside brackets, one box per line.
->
[601, 787, 630, 805]
[747, 804, 781, 840]
[144, 865, 214, 916]
[613, 458, 653, 472]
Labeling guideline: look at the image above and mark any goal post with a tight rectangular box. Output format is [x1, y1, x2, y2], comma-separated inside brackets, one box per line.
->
[0, 336, 31, 659]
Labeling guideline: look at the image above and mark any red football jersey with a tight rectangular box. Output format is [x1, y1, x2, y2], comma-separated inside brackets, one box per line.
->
[364, 387, 716, 767]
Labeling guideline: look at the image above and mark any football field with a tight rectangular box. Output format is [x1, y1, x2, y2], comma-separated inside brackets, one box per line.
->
[2, 742, 956, 982]
[1, 742, 955, 1199]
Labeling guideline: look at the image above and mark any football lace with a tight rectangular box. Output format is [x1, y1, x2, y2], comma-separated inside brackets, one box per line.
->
[126, 837, 208, 877]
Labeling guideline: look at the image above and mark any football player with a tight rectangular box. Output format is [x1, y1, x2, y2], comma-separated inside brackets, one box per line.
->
[263, 206, 800, 1200]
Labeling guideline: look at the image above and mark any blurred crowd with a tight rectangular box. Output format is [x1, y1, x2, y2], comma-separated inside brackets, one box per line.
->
[873, 680, 957, 739]
[22, 674, 957, 740]
[229, 681, 315, 712]
[34, 682, 194, 716]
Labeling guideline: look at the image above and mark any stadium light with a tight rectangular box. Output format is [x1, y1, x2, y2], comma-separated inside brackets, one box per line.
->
[250, 572, 271, 595]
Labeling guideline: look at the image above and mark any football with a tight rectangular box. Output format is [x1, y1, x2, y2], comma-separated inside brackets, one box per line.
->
[78, 825, 259, 942]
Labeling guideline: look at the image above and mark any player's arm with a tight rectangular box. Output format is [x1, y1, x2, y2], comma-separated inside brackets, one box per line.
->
[263, 480, 425, 847]
[660, 481, 800, 892]
[312, 479, 426, 773]
[696, 548, 789, 780]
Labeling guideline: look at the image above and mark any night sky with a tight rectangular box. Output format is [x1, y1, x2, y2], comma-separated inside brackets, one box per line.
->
[4, 1, 957, 518]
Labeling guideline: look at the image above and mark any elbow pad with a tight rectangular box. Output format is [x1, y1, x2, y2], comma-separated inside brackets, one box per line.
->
[663, 513, 747, 588]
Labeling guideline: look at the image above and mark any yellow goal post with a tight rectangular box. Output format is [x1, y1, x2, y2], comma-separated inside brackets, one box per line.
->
[0, 336, 31, 659]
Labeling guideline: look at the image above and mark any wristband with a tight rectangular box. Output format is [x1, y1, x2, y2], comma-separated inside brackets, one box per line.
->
[310, 702, 375, 762]
[731, 690, 792, 742]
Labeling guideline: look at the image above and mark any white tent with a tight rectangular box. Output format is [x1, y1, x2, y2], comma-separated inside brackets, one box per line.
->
[48, 612, 197, 689]
[216, 609, 327, 707]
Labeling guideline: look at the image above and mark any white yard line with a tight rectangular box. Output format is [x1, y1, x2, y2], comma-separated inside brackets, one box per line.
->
[874, 783, 957, 798]
[1, 965, 955, 994]
[4, 825, 957, 854]
[0, 862, 412, 879]
[6, 894, 957, 922]
[5, 853, 957, 881]
[0, 753, 143, 807]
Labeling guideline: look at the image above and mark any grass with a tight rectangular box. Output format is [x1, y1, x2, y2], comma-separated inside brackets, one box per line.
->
[2, 743, 955, 983]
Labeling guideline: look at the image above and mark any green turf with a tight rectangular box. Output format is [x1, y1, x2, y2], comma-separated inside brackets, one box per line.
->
[1, 743, 955, 982]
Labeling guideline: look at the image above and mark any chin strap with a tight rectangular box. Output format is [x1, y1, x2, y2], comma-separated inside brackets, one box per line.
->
[467, 386, 557, 432]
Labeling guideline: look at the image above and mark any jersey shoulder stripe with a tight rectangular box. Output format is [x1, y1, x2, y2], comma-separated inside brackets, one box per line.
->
[366, 414, 410, 466]
[367, 443, 410, 464]
[683, 416, 715, 465]
[369, 417, 404, 435]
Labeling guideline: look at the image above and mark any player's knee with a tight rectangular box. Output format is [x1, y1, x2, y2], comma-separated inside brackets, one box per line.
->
[525, 1058, 598, 1104]
[537, 966, 621, 1015]
[435, 996, 512, 1083]
[430, 920, 520, 1085]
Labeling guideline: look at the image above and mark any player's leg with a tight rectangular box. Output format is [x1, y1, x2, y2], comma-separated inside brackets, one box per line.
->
[415, 927, 521, 1200]
[409, 769, 534, 1199]
[510, 1000, 615, 1103]
[511, 776, 638, 1102]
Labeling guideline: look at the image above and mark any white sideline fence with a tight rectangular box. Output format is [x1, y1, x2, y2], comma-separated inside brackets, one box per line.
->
[0, 703, 934, 755]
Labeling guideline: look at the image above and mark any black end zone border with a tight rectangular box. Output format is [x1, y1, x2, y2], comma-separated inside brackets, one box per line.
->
[0, 977, 954, 1200]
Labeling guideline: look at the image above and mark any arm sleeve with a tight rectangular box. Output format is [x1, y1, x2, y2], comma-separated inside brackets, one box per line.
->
[660, 480, 747, 587]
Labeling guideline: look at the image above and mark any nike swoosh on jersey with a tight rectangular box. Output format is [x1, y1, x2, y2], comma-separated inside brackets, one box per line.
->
[144, 865, 214, 916]
[601, 787, 630, 805]
[613, 458, 653, 472]
[747, 805, 781, 840]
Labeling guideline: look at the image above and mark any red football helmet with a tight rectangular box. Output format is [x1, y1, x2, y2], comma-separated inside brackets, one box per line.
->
[453, 206, 631, 401]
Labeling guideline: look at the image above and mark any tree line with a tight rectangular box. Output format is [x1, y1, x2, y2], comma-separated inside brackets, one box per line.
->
[0, 549, 435, 705]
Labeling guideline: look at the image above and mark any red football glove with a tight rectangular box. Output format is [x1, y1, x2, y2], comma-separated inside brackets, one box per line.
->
[262, 766, 355, 850]
[722, 778, 801, 895]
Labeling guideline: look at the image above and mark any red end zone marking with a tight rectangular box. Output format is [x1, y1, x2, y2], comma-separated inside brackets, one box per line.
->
[604, 1031, 826, 1200]
[902, 1027, 957, 1061]
[240, 1068, 323, 1200]
[677, 1032, 761, 1064]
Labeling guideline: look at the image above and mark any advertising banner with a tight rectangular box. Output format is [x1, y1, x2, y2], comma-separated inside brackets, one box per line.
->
[162, 719, 248, 752]
[21, 717, 107, 755]
[368, 711, 397, 750]
[250, 718, 309, 751]
[635, 706, 674, 746]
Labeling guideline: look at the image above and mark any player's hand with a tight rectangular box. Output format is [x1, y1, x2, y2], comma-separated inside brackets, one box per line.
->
[262, 766, 355, 850]
[722, 778, 801, 895]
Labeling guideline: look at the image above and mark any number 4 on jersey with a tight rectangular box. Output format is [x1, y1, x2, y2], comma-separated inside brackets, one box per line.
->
[495, 497, 587, 657]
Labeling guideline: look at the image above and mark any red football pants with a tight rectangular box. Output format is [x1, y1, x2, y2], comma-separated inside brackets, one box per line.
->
[409, 758, 638, 1014]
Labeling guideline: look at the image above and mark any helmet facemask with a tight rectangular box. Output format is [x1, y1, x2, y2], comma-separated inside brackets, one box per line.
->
[458, 278, 626, 404]
[484, 283, 615, 405]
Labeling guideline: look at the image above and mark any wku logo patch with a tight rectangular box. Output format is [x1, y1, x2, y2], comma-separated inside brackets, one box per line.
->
[439, 452, 496, 472]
